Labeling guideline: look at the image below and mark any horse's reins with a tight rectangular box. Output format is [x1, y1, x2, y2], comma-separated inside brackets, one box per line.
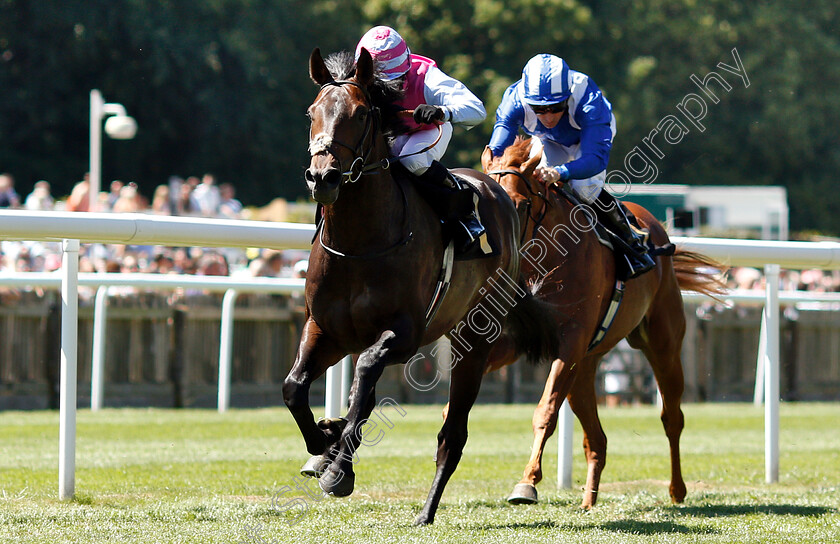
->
[487, 168, 551, 245]
[309, 80, 460, 325]
[314, 79, 440, 258]
[314, 80, 444, 184]
[490, 165, 630, 352]
[315, 80, 379, 184]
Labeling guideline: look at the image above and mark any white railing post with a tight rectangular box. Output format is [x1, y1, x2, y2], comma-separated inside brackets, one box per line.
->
[340, 355, 352, 411]
[218, 289, 238, 413]
[557, 399, 574, 489]
[91, 286, 109, 411]
[59, 239, 80, 500]
[324, 360, 344, 419]
[754, 310, 767, 405]
[764, 264, 780, 483]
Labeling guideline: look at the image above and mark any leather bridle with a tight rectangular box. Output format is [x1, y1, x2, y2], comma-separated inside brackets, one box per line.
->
[313, 80, 382, 184]
[311, 80, 444, 184]
[487, 168, 551, 245]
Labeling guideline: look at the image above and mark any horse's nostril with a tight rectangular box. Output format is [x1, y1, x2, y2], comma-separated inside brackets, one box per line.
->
[322, 168, 341, 187]
[305, 169, 316, 184]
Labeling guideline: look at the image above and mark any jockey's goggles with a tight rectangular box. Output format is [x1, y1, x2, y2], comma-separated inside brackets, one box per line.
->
[531, 99, 568, 114]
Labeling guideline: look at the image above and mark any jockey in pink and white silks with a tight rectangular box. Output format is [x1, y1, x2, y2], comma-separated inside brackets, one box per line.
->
[488, 53, 655, 277]
[356, 26, 488, 254]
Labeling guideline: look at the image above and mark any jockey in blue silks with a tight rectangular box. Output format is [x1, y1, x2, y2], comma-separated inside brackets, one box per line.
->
[488, 53, 655, 278]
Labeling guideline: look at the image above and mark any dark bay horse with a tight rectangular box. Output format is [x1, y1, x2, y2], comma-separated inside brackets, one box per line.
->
[283, 49, 560, 525]
[480, 136, 725, 509]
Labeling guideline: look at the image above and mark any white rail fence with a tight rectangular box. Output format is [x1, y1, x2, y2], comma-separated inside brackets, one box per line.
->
[0, 272, 306, 411]
[0, 210, 315, 499]
[2, 210, 840, 499]
[556, 237, 840, 491]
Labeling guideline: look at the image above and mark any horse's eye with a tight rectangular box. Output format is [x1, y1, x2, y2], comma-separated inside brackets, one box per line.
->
[357, 109, 368, 122]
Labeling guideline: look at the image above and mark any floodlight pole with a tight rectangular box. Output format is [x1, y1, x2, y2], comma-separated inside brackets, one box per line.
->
[89, 90, 133, 212]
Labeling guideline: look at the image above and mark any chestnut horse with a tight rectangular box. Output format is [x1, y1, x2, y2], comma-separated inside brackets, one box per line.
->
[480, 136, 725, 509]
[283, 50, 560, 525]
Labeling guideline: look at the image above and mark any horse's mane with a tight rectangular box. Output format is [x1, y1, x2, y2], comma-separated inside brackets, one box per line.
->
[323, 51, 409, 141]
[502, 136, 535, 167]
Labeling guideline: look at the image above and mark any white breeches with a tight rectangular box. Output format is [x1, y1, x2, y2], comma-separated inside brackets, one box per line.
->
[530, 137, 605, 205]
[391, 122, 453, 174]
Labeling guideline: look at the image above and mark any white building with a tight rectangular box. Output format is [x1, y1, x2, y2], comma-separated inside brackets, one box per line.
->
[611, 184, 789, 240]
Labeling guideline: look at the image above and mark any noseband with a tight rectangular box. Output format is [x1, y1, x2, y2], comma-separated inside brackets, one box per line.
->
[312, 80, 385, 184]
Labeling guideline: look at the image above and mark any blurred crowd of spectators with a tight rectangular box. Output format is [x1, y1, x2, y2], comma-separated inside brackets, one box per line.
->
[4, 170, 840, 294]
[726, 266, 840, 292]
[0, 172, 244, 218]
[0, 171, 309, 288]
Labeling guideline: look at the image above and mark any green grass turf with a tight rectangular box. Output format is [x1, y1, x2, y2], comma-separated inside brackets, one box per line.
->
[1, 403, 838, 543]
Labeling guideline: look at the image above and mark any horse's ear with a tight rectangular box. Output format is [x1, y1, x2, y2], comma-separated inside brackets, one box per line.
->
[309, 48, 333, 85]
[522, 150, 542, 176]
[480, 146, 495, 172]
[355, 47, 374, 87]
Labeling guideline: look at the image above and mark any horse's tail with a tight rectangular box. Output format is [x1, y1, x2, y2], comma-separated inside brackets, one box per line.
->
[672, 248, 728, 299]
[504, 276, 561, 365]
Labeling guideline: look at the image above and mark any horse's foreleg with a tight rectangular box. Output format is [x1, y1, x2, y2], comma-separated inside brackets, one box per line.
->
[508, 356, 579, 504]
[566, 354, 606, 509]
[283, 318, 346, 456]
[415, 346, 488, 526]
[319, 323, 420, 498]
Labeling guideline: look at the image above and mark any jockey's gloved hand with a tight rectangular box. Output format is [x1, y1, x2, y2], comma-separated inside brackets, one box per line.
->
[413, 105, 447, 124]
[535, 165, 570, 185]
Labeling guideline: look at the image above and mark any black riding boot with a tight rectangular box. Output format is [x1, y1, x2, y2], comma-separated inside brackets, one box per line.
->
[595, 191, 656, 278]
[418, 161, 486, 254]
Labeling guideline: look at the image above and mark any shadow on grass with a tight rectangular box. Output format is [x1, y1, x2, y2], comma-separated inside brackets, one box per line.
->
[449, 501, 707, 534]
[484, 520, 561, 530]
[676, 504, 835, 518]
[472, 517, 714, 535]
[599, 520, 717, 535]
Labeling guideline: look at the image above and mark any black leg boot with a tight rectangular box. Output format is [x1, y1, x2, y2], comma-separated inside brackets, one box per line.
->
[417, 161, 486, 254]
[595, 191, 656, 278]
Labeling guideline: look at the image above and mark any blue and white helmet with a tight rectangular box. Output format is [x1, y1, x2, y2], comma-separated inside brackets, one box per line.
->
[521, 54, 571, 106]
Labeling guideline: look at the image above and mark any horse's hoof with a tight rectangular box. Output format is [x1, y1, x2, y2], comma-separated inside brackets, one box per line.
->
[300, 455, 329, 478]
[413, 513, 434, 526]
[671, 481, 687, 503]
[507, 483, 538, 504]
[316, 417, 348, 430]
[319, 468, 354, 497]
[316, 417, 348, 442]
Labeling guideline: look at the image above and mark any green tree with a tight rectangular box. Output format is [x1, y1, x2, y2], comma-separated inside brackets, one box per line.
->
[1, 0, 838, 234]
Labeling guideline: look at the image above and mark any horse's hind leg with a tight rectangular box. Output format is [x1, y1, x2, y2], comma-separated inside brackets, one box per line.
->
[629, 304, 687, 503]
[566, 353, 607, 509]
[415, 345, 489, 525]
[442, 335, 518, 421]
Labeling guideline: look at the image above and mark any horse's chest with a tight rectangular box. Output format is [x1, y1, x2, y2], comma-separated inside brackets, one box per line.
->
[310, 282, 401, 343]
